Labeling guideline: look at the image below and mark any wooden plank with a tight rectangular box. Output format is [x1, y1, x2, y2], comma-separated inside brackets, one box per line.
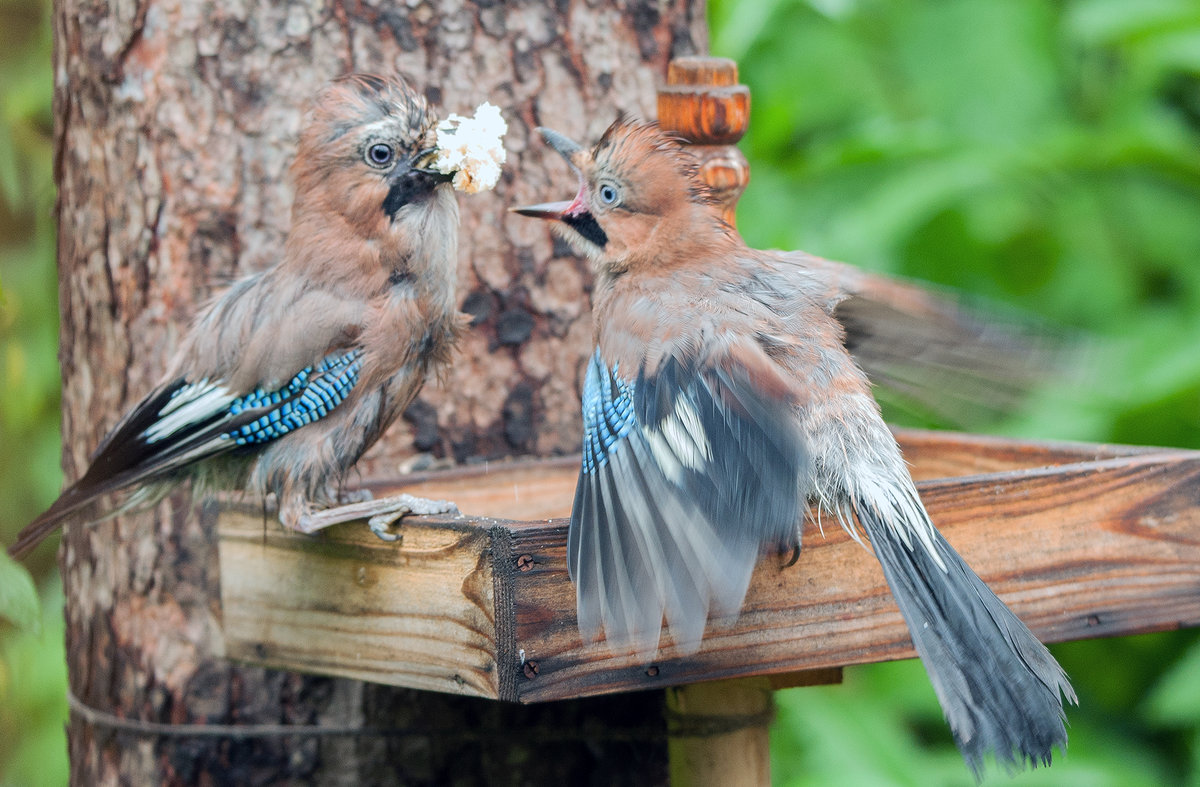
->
[505, 450, 1200, 702]
[218, 509, 506, 699]
[371, 455, 579, 520]
[365, 430, 1161, 517]
[218, 447, 1200, 704]
[893, 427, 1160, 480]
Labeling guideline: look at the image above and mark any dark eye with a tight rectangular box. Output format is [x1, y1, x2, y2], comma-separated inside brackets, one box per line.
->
[366, 143, 395, 168]
[598, 183, 619, 205]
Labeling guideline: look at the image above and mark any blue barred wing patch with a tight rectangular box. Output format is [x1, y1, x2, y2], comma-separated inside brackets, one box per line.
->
[226, 349, 364, 446]
[580, 350, 636, 474]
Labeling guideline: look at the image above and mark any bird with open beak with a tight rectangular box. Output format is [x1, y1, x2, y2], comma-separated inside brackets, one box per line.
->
[514, 119, 1075, 778]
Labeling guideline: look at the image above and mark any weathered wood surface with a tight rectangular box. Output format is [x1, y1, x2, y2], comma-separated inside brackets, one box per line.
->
[219, 432, 1200, 703]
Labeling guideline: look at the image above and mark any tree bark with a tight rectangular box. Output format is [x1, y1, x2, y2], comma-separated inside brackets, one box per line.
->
[54, 0, 705, 783]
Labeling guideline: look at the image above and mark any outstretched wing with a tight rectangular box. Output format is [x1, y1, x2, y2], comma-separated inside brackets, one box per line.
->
[9, 348, 364, 558]
[568, 342, 811, 657]
[772, 252, 1074, 426]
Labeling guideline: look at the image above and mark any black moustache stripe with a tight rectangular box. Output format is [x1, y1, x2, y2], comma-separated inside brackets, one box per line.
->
[382, 170, 440, 217]
[564, 212, 608, 249]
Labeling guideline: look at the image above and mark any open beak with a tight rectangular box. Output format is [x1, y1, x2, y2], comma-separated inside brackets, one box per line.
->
[511, 128, 588, 220]
[511, 127, 609, 248]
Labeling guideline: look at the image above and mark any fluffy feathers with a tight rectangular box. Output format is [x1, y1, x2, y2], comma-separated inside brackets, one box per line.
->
[11, 74, 466, 559]
[515, 119, 1075, 777]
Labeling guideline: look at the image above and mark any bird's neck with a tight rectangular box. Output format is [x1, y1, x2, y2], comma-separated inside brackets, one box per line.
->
[283, 189, 459, 315]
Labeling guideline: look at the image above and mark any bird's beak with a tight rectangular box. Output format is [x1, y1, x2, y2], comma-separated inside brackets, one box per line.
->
[511, 127, 588, 220]
[537, 127, 586, 172]
[409, 147, 454, 182]
[510, 200, 572, 220]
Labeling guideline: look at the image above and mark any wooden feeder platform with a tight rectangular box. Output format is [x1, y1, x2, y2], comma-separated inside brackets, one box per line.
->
[218, 427, 1200, 703]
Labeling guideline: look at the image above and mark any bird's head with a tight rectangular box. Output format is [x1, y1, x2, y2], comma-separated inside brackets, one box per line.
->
[513, 119, 727, 276]
[291, 74, 455, 239]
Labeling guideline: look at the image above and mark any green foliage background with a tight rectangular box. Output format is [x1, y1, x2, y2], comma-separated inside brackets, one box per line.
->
[1, 0, 1199, 784]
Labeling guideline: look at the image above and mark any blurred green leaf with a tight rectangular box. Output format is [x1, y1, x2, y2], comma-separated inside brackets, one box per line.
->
[0, 552, 38, 631]
[0, 580, 67, 786]
[1144, 636, 1200, 726]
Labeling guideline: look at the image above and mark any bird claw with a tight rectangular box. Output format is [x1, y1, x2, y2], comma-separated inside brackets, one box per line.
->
[363, 494, 460, 542]
[287, 493, 459, 538]
[777, 527, 803, 568]
[368, 512, 404, 541]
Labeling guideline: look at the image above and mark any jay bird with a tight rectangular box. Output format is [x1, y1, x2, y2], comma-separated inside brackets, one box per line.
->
[515, 119, 1075, 776]
[11, 74, 468, 560]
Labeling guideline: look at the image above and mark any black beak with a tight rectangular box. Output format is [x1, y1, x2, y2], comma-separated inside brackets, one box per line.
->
[511, 200, 572, 220]
[510, 128, 586, 220]
[409, 147, 454, 182]
[383, 150, 453, 217]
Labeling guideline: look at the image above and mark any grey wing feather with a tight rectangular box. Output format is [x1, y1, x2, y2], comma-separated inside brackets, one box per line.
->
[769, 251, 1076, 425]
[568, 347, 810, 657]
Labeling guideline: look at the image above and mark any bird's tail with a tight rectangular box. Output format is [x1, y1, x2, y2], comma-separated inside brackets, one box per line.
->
[8, 485, 98, 560]
[854, 485, 1076, 778]
[9, 474, 177, 560]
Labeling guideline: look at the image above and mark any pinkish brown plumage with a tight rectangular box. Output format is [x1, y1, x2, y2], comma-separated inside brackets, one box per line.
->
[515, 118, 1075, 778]
[11, 74, 468, 559]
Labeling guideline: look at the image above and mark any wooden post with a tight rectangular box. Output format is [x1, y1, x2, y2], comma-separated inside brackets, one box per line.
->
[667, 678, 773, 787]
[658, 56, 817, 787]
[657, 57, 751, 227]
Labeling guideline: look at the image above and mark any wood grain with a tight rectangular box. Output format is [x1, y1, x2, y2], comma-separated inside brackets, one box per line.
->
[219, 439, 1200, 704]
[667, 678, 773, 787]
[220, 511, 502, 698]
[657, 56, 750, 227]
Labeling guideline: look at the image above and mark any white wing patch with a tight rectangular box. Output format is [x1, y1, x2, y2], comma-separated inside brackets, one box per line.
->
[143, 380, 236, 444]
[641, 396, 712, 484]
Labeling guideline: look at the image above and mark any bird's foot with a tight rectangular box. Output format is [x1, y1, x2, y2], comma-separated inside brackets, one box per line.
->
[364, 494, 460, 541]
[776, 526, 803, 568]
[286, 493, 459, 540]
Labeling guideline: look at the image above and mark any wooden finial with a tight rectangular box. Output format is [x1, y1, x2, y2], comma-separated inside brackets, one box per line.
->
[657, 56, 751, 227]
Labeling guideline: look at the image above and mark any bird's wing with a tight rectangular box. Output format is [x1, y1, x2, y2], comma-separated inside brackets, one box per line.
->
[569, 340, 811, 657]
[9, 348, 365, 559]
[772, 252, 1071, 426]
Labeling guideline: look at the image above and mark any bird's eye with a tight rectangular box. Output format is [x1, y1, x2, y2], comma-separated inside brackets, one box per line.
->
[366, 143, 395, 168]
[598, 183, 619, 205]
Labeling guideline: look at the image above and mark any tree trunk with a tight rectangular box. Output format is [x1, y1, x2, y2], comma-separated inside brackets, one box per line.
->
[54, 0, 705, 783]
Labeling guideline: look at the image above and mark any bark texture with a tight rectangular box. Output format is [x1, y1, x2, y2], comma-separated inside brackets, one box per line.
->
[54, 0, 705, 783]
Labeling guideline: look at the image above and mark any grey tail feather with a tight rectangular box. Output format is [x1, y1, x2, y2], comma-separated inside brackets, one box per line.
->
[855, 499, 1076, 779]
[9, 485, 97, 559]
[9, 473, 181, 560]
